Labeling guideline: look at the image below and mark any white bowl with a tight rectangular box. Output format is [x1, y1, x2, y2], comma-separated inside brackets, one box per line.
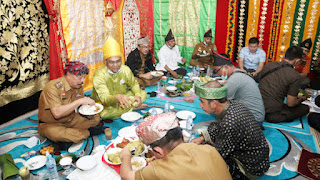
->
[76, 155, 97, 171]
[166, 86, 177, 92]
[148, 108, 163, 114]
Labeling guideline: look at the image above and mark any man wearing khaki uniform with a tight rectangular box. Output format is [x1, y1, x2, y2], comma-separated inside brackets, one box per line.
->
[190, 29, 218, 68]
[38, 61, 102, 143]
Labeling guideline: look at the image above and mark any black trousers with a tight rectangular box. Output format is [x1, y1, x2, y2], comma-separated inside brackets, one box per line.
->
[164, 68, 187, 76]
[308, 113, 320, 132]
[265, 104, 309, 123]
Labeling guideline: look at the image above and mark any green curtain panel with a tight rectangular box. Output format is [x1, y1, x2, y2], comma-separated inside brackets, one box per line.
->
[154, 0, 217, 65]
[0, 0, 49, 107]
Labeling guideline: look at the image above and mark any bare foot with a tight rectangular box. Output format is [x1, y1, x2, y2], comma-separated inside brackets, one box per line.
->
[134, 103, 148, 110]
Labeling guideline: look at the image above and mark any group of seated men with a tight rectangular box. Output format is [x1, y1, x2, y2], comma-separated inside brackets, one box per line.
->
[37, 28, 314, 179]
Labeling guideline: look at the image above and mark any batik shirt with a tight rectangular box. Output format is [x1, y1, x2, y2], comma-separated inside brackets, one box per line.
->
[202, 100, 270, 176]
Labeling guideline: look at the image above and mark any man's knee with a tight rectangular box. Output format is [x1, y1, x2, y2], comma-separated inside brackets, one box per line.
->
[265, 112, 286, 123]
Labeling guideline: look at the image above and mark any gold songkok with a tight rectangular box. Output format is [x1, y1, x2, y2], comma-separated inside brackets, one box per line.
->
[102, 37, 122, 60]
[195, 81, 228, 100]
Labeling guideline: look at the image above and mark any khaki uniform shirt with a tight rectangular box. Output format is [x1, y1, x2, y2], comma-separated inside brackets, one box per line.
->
[38, 76, 84, 123]
[135, 143, 231, 180]
[192, 42, 217, 64]
[259, 61, 301, 113]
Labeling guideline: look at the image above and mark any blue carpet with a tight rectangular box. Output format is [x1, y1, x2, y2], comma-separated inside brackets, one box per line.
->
[0, 85, 317, 180]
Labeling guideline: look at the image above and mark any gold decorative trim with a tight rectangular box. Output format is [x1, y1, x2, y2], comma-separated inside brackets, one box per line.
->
[292, 0, 307, 45]
[258, 0, 268, 46]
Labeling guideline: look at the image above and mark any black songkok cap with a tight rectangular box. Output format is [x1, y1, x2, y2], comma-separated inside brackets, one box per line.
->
[165, 29, 174, 41]
[212, 52, 233, 66]
[204, 29, 212, 38]
[300, 38, 312, 50]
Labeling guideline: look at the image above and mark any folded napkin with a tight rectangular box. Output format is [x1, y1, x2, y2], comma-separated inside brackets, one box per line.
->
[0, 154, 19, 180]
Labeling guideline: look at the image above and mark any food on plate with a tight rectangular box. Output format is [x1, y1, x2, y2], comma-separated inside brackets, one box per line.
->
[116, 137, 130, 148]
[199, 50, 207, 55]
[298, 89, 311, 98]
[167, 92, 181, 97]
[184, 98, 195, 103]
[182, 92, 191, 97]
[131, 159, 144, 171]
[200, 76, 212, 83]
[108, 151, 121, 164]
[126, 140, 145, 155]
[40, 146, 54, 155]
[82, 104, 100, 114]
[175, 82, 193, 92]
[145, 149, 154, 158]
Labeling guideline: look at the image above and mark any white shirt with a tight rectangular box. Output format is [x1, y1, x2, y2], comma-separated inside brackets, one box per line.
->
[156, 45, 184, 71]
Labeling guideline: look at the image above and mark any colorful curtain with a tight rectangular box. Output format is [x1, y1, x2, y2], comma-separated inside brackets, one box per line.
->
[136, 0, 155, 62]
[60, 0, 125, 91]
[0, 0, 49, 107]
[154, 0, 217, 65]
[43, 0, 68, 80]
[215, 0, 320, 71]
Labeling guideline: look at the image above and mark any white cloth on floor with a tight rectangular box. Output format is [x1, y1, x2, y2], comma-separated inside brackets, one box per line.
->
[67, 146, 120, 180]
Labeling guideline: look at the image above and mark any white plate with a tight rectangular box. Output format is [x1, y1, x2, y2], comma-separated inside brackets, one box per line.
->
[200, 68, 205, 71]
[26, 155, 47, 170]
[79, 103, 103, 116]
[168, 80, 177, 85]
[131, 157, 147, 171]
[199, 53, 209, 57]
[104, 147, 122, 165]
[150, 71, 164, 77]
[68, 140, 84, 153]
[121, 112, 142, 122]
[176, 110, 196, 120]
[118, 126, 138, 138]
[148, 108, 164, 114]
[166, 86, 177, 92]
[76, 155, 97, 171]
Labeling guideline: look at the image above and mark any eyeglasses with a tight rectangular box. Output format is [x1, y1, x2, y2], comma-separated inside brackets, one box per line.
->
[107, 59, 122, 65]
[139, 45, 150, 49]
[213, 65, 224, 74]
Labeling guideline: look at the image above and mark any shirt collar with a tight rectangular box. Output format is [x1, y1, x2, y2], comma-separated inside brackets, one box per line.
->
[61, 76, 71, 92]
[216, 101, 230, 121]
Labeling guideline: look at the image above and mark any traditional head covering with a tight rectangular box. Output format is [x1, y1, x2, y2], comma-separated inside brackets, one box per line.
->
[212, 52, 233, 66]
[195, 80, 228, 100]
[165, 29, 174, 42]
[136, 112, 179, 145]
[137, 36, 150, 45]
[102, 37, 122, 60]
[204, 29, 212, 38]
[300, 38, 312, 50]
[64, 61, 89, 76]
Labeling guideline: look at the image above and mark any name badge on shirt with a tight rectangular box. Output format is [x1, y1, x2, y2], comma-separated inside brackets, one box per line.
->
[76, 93, 81, 97]
[61, 91, 66, 100]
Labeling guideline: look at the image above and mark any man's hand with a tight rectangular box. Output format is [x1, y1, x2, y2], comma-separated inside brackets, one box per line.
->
[115, 94, 132, 108]
[140, 72, 153, 80]
[133, 96, 142, 108]
[190, 136, 204, 145]
[78, 97, 96, 106]
[251, 72, 257, 76]
[120, 147, 132, 161]
[171, 71, 178, 78]
[181, 58, 187, 63]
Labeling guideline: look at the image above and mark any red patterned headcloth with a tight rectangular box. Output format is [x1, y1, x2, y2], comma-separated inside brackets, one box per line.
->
[64, 61, 89, 76]
[136, 112, 179, 145]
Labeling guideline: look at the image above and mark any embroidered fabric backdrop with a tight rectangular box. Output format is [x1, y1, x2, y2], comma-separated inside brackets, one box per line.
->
[136, 0, 155, 63]
[215, 0, 320, 71]
[154, 0, 217, 65]
[0, 0, 49, 107]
